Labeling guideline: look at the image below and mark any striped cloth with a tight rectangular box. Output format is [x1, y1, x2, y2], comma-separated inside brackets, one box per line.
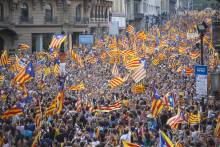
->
[188, 113, 201, 124]
[109, 77, 124, 89]
[0, 50, 8, 66]
[49, 34, 67, 49]
[214, 114, 220, 138]
[125, 58, 141, 70]
[95, 100, 122, 112]
[131, 64, 146, 83]
[131, 84, 145, 94]
[190, 51, 200, 59]
[112, 63, 119, 77]
[0, 107, 23, 119]
[75, 99, 82, 112]
[167, 114, 185, 129]
[185, 67, 193, 76]
[151, 98, 163, 118]
[137, 30, 147, 41]
[127, 25, 135, 34]
[152, 58, 160, 65]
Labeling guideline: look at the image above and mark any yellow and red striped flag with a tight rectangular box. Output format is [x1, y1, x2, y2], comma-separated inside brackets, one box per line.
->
[49, 34, 67, 49]
[190, 51, 200, 59]
[137, 30, 147, 41]
[0, 107, 23, 119]
[152, 58, 160, 65]
[70, 49, 84, 67]
[109, 77, 124, 89]
[131, 64, 146, 83]
[34, 99, 41, 127]
[112, 63, 119, 77]
[188, 112, 201, 124]
[131, 84, 145, 94]
[68, 81, 85, 91]
[122, 140, 140, 147]
[19, 43, 30, 50]
[185, 67, 193, 76]
[0, 50, 8, 66]
[45, 99, 57, 116]
[56, 90, 65, 114]
[214, 114, 220, 138]
[75, 99, 82, 112]
[127, 25, 135, 34]
[125, 58, 141, 70]
[95, 100, 122, 112]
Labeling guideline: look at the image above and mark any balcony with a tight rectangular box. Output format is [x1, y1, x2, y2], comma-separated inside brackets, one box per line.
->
[69, 17, 89, 26]
[90, 17, 108, 23]
[19, 16, 33, 24]
[44, 16, 58, 24]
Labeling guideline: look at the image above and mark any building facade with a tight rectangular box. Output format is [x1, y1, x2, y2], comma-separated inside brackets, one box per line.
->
[111, 0, 126, 33]
[0, 0, 112, 52]
[126, 0, 161, 31]
[161, 0, 177, 17]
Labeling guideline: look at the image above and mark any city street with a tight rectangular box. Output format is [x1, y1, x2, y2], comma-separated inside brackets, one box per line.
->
[0, 0, 220, 147]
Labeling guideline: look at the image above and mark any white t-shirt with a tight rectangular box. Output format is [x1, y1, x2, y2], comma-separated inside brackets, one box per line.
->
[120, 132, 131, 143]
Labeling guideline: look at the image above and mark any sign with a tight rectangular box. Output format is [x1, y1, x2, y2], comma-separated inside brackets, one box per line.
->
[187, 33, 199, 39]
[109, 21, 119, 35]
[79, 35, 94, 44]
[111, 17, 126, 28]
[195, 65, 208, 97]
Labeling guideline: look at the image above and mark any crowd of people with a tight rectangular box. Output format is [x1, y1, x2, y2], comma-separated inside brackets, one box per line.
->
[0, 10, 220, 147]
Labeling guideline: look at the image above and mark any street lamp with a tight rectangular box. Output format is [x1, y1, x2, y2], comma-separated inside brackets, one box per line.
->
[197, 21, 208, 65]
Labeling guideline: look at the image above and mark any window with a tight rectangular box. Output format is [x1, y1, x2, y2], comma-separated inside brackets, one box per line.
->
[21, 3, 28, 21]
[105, 8, 108, 19]
[45, 4, 52, 22]
[76, 4, 81, 22]
[0, 3, 3, 21]
[32, 33, 53, 52]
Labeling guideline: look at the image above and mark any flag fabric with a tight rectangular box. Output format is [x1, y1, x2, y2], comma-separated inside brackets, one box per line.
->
[0, 107, 23, 119]
[122, 140, 140, 147]
[131, 84, 145, 94]
[31, 131, 41, 147]
[68, 81, 85, 91]
[70, 49, 84, 67]
[45, 99, 57, 116]
[49, 34, 67, 49]
[190, 51, 200, 59]
[19, 43, 30, 50]
[95, 100, 122, 112]
[75, 99, 82, 112]
[54, 58, 60, 75]
[185, 67, 193, 76]
[137, 30, 147, 41]
[159, 130, 174, 147]
[131, 64, 146, 83]
[188, 112, 201, 124]
[214, 114, 220, 138]
[15, 55, 25, 72]
[175, 141, 184, 147]
[56, 90, 65, 114]
[126, 58, 141, 70]
[0, 50, 8, 66]
[163, 93, 175, 109]
[127, 25, 135, 34]
[152, 58, 160, 65]
[109, 77, 124, 89]
[14, 62, 35, 85]
[151, 89, 163, 118]
[112, 63, 119, 77]
[34, 99, 41, 127]
[167, 113, 185, 129]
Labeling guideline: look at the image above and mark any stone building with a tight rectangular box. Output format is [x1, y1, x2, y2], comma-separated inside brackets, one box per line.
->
[0, 0, 112, 52]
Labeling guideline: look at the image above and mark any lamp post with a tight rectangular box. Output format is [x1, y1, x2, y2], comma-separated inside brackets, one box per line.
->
[197, 22, 207, 65]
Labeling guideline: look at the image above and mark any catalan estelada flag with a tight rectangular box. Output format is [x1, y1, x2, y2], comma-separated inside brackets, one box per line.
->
[14, 61, 35, 85]
[109, 77, 124, 89]
[68, 81, 85, 91]
[151, 89, 163, 118]
[122, 140, 140, 147]
[0, 50, 8, 66]
[49, 34, 67, 49]
[0, 107, 23, 119]
[126, 58, 141, 70]
[159, 130, 174, 147]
